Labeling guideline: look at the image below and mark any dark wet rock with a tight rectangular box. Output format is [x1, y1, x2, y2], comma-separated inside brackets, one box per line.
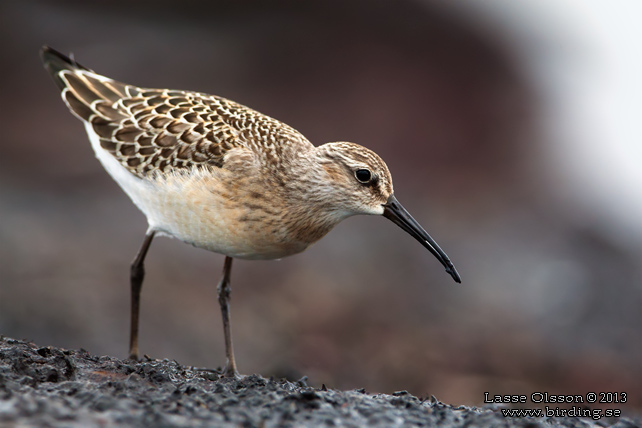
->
[0, 336, 639, 427]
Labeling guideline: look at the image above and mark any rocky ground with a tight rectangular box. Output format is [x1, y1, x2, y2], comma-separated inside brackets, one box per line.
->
[0, 336, 639, 428]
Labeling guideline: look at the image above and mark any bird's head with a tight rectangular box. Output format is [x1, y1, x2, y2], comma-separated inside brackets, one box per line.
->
[314, 141, 461, 283]
[314, 142, 393, 216]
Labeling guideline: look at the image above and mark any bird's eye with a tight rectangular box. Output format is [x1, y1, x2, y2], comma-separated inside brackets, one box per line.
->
[355, 168, 372, 183]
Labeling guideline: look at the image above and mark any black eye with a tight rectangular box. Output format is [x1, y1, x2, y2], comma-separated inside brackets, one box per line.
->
[355, 168, 372, 183]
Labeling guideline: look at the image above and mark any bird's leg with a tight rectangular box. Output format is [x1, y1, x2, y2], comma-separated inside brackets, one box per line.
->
[129, 231, 155, 360]
[217, 256, 239, 378]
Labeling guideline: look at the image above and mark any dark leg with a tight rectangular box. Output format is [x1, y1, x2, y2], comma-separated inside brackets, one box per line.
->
[129, 231, 155, 360]
[218, 256, 239, 377]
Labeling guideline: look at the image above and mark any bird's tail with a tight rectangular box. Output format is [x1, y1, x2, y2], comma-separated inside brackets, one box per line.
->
[40, 45, 131, 123]
[40, 45, 93, 91]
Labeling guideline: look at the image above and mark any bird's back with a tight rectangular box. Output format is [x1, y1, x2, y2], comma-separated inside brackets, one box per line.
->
[40, 46, 313, 178]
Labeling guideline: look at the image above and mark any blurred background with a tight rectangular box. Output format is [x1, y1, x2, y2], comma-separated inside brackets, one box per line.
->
[1, 0, 641, 411]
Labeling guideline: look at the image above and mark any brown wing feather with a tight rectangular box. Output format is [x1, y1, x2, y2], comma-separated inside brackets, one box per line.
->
[42, 47, 313, 178]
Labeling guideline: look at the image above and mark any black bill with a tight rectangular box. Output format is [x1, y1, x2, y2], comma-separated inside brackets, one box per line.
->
[382, 195, 461, 283]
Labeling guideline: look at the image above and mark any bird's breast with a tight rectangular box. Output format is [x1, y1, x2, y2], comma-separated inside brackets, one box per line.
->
[137, 170, 324, 260]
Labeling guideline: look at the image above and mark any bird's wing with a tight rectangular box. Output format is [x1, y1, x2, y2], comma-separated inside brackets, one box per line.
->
[41, 46, 313, 178]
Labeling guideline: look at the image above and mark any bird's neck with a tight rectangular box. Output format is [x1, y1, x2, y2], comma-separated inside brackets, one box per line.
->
[275, 151, 353, 245]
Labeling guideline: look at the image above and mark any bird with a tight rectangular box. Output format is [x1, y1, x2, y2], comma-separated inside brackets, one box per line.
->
[40, 45, 461, 378]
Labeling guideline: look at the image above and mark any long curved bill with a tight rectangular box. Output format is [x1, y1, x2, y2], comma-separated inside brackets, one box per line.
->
[382, 195, 461, 283]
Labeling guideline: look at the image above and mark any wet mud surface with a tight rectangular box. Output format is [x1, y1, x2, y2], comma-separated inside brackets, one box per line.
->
[0, 337, 639, 427]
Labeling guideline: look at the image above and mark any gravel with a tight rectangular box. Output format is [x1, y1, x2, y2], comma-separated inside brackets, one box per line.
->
[0, 336, 639, 427]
